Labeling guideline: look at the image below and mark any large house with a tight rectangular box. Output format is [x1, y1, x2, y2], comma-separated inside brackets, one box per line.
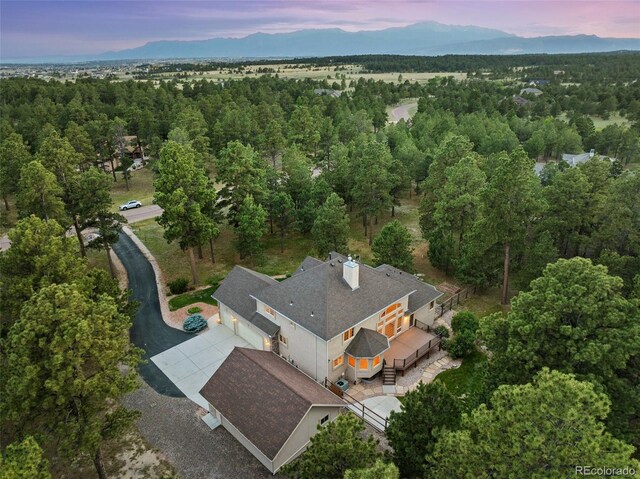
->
[212, 252, 442, 385]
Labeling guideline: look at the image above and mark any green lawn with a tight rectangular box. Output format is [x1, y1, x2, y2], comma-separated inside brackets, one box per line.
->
[168, 285, 218, 311]
[458, 287, 508, 317]
[591, 113, 630, 130]
[435, 350, 487, 410]
[109, 167, 155, 212]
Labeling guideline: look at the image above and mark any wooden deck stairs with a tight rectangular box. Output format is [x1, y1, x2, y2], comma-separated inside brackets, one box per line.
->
[383, 366, 396, 386]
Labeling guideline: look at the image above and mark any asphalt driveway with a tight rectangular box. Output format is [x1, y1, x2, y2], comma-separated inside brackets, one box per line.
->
[113, 232, 192, 397]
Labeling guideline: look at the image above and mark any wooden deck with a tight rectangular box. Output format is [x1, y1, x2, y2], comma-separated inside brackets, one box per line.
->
[383, 327, 440, 371]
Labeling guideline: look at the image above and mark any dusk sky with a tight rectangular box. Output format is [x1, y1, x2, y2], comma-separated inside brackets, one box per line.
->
[1, 0, 639, 59]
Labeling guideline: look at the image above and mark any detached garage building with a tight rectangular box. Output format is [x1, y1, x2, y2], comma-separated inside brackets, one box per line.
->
[200, 347, 345, 474]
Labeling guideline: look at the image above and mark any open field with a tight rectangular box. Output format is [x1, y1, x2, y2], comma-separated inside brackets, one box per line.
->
[559, 111, 630, 130]
[149, 64, 467, 85]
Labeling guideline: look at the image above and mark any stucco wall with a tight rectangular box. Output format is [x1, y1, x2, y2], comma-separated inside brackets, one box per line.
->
[413, 300, 437, 327]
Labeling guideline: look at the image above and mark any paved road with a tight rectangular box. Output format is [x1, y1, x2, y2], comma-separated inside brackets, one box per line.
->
[113, 232, 192, 397]
[0, 204, 162, 251]
[389, 101, 418, 123]
[120, 204, 162, 223]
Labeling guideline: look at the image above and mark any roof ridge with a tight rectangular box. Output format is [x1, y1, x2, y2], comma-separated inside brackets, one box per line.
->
[237, 347, 318, 406]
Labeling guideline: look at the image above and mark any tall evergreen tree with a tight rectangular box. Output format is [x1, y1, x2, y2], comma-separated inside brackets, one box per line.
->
[311, 193, 350, 257]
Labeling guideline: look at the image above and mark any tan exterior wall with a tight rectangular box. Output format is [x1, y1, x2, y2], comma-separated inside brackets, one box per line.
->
[218, 302, 271, 351]
[264, 305, 329, 381]
[413, 300, 437, 327]
[273, 406, 343, 473]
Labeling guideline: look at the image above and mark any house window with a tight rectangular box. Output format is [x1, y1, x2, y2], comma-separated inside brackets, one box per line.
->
[359, 358, 369, 370]
[265, 306, 275, 316]
[396, 317, 403, 334]
[332, 355, 344, 369]
[348, 355, 356, 367]
[373, 356, 380, 367]
[278, 334, 288, 346]
[320, 414, 329, 425]
[429, 301, 434, 309]
[343, 328, 354, 342]
[386, 303, 399, 315]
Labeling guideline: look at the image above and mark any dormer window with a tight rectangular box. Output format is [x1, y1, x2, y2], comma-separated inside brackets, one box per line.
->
[343, 328, 354, 343]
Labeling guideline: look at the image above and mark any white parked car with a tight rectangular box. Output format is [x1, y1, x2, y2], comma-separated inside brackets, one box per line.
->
[119, 200, 142, 211]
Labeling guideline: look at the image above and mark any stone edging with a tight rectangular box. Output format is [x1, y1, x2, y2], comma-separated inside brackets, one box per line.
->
[121, 225, 172, 326]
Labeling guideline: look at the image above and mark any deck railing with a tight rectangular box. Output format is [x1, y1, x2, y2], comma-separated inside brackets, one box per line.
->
[392, 336, 441, 371]
[324, 379, 389, 431]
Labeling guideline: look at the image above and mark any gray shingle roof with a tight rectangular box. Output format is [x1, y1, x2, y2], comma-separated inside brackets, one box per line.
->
[199, 348, 344, 460]
[375, 264, 443, 313]
[212, 266, 279, 336]
[345, 328, 390, 358]
[253, 253, 416, 340]
[292, 256, 324, 276]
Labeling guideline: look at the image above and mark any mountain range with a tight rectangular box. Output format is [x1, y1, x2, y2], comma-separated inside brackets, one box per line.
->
[8, 22, 640, 63]
[94, 22, 640, 61]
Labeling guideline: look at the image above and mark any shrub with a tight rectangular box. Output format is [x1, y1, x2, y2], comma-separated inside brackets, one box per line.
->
[167, 277, 189, 295]
[451, 311, 479, 335]
[443, 330, 476, 359]
[187, 306, 202, 314]
[434, 325, 450, 339]
[183, 314, 207, 333]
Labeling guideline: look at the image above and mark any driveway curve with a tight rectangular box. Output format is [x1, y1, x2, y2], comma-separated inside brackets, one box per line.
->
[113, 232, 192, 397]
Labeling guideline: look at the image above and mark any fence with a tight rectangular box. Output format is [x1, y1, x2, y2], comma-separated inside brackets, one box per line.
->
[324, 379, 389, 431]
[437, 285, 477, 318]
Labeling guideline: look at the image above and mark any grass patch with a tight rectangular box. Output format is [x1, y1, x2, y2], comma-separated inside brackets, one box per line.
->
[435, 350, 487, 409]
[458, 287, 507, 318]
[109, 167, 155, 212]
[168, 285, 218, 311]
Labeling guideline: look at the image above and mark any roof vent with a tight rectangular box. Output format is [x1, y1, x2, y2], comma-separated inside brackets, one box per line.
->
[330, 262, 335, 267]
[310, 311, 314, 317]
[386, 273, 390, 277]
[338, 259, 342, 263]
[289, 300, 293, 306]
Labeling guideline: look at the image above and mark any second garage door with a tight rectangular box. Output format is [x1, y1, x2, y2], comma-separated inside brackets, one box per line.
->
[237, 320, 264, 349]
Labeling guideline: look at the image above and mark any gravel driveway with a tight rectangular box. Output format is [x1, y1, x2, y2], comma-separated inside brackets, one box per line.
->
[124, 382, 276, 479]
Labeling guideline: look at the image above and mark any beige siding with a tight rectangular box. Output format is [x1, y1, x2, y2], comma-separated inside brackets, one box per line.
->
[270, 309, 328, 381]
[217, 302, 270, 351]
[413, 301, 437, 327]
[273, 406, 343, 473]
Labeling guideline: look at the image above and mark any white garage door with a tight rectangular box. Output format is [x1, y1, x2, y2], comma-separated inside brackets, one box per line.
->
[237, 321, 263, 349]
[222, 309, 234, 330]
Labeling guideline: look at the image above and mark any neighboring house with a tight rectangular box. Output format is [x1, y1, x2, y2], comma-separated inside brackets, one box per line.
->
[212, 252, 443, 385]
[313, 88, 341, 98]
[512, 95, 531, 107]
[528, 79, 550, 86]
[199, 347, 345, 474]
[520, 87, 543, 96]
[562, 149, 595, 166]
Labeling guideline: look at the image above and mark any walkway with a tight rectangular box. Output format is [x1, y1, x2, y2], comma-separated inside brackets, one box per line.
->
[113, 232, 192, 397]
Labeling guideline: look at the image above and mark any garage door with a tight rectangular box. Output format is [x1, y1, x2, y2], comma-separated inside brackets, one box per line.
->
[237, 321, 263, 349]
[222, 309, 234, 330]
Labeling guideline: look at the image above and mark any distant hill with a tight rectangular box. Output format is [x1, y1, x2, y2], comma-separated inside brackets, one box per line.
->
[7, 22, 640, 63]
[94, 22, 640, 61]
